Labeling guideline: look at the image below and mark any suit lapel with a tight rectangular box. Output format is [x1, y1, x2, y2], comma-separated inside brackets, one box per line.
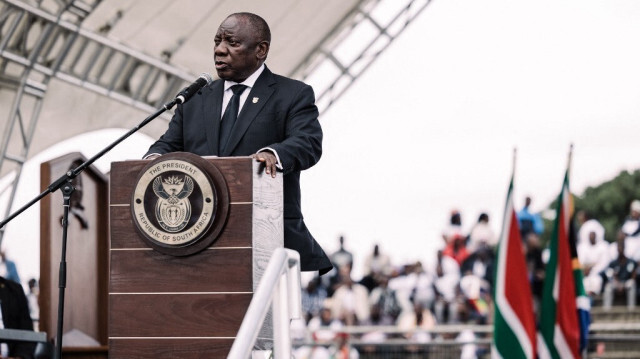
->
[204, 80, 224, 155]
[222, 68, 276, 156]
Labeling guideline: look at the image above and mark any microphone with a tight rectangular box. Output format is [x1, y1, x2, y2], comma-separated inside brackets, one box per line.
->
[175, 73, 213, 104]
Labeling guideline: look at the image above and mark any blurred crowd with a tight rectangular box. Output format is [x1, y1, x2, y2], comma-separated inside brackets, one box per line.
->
[2, 197, 640, 358]
[292, 197, 640, 358]
[578, 199, 640, 310]
[292, 210, 497, 358]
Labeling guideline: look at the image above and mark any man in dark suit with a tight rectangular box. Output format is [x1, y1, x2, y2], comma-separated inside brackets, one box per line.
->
[0, 276, 35, 359]
[146, 12, 332, 275]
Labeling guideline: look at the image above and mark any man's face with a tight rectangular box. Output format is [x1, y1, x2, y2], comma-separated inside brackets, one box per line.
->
[214, 16, 266, 82]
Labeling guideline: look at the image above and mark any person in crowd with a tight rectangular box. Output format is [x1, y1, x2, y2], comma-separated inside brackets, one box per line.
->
[324, 236, 355, 296]
[460, 244, 494, 322]
[620, 200, 640, 260]
[388, 263, 419, 314]
[296, 304, 336, 359]
[368, 275, 402, 325]
[517, 196, 544, 239]
[307, 304, 344, 345]
[331, 236, 354, 271]
[430, 250, 460, 323]
[602, 239, 637, 310]
[330, 265, 370, 325]
[609, 229, 637, 262]
[0, 276, 36, 359]
[577, 230, 610, 297]
[576, 210, 605, 246]
[442, 210, 463, 245]
[467, 213, 497, 253]
[363, 244, 390, 278]
[26, 279, 39, 331]
[358, 271, 379, 294]
[0, 251, 20, 285]
[443, 233, 470, 266]
[358, 243, 388, 293]
[524, 233, 545, 312]
[326, 261, 353, 298]
[302, 277, 328, 323]
[460, 244, 494, 289]
[458, 270, 491, 324]
[409, 262, 437, 316]
[621, 200, 640, 237]
[144, 12, 332, 275]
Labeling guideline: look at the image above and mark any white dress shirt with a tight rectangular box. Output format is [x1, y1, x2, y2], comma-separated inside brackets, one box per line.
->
[221, 63, 264, 116]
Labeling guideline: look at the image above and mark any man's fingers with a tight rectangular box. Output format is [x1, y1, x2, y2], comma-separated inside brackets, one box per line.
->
[264, 159, 275, 176]
[268, 162, 276, 178]
[253, 152, 277, 177]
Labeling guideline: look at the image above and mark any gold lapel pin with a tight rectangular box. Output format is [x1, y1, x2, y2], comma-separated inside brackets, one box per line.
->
[252, 97, 259, 104]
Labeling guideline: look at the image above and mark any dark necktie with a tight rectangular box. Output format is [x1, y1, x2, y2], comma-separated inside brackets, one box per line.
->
[219, 84, 247, 153]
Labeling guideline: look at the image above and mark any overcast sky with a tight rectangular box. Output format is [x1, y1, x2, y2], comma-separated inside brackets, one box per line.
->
[3, 0, 640, 282]
[302, 0, 640, 278]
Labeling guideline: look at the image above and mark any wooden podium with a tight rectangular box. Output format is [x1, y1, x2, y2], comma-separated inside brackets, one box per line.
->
[108, 155, 283, 358]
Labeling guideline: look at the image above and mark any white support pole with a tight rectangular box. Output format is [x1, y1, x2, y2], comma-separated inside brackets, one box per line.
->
[228, 248, 302, 359]
[287, 251, 302, 321]
[272, 274, 291, 359]
[228, 249, 286, 359]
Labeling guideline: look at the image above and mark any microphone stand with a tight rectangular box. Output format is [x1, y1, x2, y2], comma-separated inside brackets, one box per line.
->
[0, 97, 181, 359]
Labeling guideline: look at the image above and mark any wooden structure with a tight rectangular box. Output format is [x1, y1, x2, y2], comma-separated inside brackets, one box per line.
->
[108, 156, 283, 358]
[40, 153, 109, 358]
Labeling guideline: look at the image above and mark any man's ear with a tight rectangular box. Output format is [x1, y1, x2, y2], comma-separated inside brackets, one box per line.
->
[256, 41, 269, 61]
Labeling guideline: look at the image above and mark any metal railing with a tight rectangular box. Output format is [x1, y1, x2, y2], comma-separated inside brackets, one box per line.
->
[290, 0, 434, 115]
[0, 328, 51, 358]
[0, 0, 194, 245]
[287, 319, 640, 358]
[227, 248, 302, 359]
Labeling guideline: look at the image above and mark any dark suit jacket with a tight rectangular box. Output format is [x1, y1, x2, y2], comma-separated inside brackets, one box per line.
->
[0, 277, 35, 359]
[146, 66, 332, 274]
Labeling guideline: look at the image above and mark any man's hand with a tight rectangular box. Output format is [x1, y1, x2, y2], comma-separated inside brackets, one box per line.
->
[252, 151, 277, 178]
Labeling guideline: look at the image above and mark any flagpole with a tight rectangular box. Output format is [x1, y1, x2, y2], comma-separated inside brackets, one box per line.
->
[566, 144, 574, 211]
[512, 147, 517, 179]
[567, 143, 574, 179]
[505, 147, 517, 217]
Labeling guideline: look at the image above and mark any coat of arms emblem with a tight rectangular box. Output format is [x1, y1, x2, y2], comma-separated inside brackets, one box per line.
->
[153, 175, 194, 232]
[131, 153, 229, 256]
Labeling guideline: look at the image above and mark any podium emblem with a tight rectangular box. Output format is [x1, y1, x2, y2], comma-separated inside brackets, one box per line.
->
[131, 153, 230, 256]
[153, 175, 193, 232]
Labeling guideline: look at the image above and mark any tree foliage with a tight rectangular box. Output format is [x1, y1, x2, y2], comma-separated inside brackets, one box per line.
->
[542, 169, 640, 244]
